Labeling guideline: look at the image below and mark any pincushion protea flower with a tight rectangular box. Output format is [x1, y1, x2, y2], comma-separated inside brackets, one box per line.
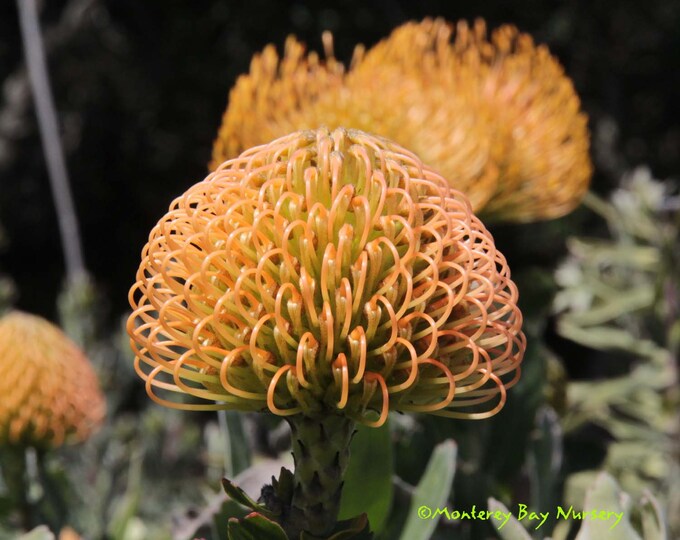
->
[0, 311, 105, 448]
[129, 128, 524, 536]
[129, 127, 524, 424]
[211, 18, 591, 223]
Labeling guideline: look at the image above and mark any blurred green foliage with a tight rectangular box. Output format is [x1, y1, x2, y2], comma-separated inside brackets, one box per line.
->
[492, 472, 667, 540]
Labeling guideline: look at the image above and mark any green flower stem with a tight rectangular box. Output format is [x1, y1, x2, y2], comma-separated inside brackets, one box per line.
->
[0, 446, 33, 529]
[285, 414, 355, 538]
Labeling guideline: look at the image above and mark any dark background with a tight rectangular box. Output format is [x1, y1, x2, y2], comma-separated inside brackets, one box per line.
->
[0, 0, 678, 322]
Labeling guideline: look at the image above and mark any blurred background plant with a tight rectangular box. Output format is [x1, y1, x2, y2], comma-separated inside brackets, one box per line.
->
[553, 168, 679, 539]
[0, 1, 678, 539]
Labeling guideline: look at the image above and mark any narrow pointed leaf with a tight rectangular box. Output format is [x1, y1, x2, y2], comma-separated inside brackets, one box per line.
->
[487, 499, 532, 540]
[222, 478, 277, 519]
[640, 490, 666, 540]
[399, 439, 457, 540]
[574, 472, 641, 540]
[227, 512, 289, 540]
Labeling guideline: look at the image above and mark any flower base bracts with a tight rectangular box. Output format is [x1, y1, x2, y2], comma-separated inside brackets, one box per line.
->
[284, 414, 354, 537]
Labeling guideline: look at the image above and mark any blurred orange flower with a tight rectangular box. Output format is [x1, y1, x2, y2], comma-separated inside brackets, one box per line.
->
[211, 18, 592, 222]
[462, 20, 592, 221]
[129, 128, 525, 427]
[0, 311, 105, 447]
[210, 35, 347, 170]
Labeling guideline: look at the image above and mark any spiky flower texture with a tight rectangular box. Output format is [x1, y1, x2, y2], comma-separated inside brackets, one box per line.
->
[212, 18, 592, 222]
[128, 128, 525, 428]
[0, 311, 105, 448]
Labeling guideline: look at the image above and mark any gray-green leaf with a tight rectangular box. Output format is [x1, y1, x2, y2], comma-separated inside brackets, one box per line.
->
[398, 439, 457, 540]
[574, 472, 641, 540]
[487, 499, 531, 540]
[17, 526, 55, 540]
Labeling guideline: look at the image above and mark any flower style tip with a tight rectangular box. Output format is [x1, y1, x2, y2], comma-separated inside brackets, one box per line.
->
[129, 128, 525, 427]
[211, 18, 592, 223]
[0, 311, 106, 447]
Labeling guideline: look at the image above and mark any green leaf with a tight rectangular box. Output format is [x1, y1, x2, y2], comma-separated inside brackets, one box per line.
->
[218, 410, 251, 476]
[398, 440, 457, 540]
[339, 421, 393, 534]
[557, 322, 665, 359]
[563, 237, 660, 270]
[564, 285, 654, 326]
[17, 526, 55, 540]
[639, 490, 666, 540]
[374, 476, 415, 540]
[574, 472, 641, 540]
[300, 513, 373, 540]
[222, 477, 278, 519]
[205, 498, 248, 540]
[487, 499, 531, 540]
[227, 512, 289, 540]
[107, 448, 143, 540]
[326, 514, 372, 540]
[528, 406, 562, 521]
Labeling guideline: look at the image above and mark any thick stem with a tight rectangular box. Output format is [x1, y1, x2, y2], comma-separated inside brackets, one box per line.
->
[285, 414, 355, 538]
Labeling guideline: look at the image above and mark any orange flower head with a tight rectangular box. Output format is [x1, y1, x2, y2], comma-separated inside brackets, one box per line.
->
[211, 19, 591, 222]
[349, 18, 592, 222]
[129, 128, 525, 427]
[210, 34, 347, 170]
[0, 311, 106, 447]
[469, 20, 593, 221]
[344, 18, 500, 211]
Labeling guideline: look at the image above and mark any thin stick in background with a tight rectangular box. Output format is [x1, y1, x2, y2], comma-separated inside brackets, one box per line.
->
[17, 0, 86, 283]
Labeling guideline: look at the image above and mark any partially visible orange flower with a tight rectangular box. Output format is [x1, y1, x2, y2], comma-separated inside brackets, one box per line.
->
[465, 21, 592, 221]
[129, 128, 525, 427]
[0, 311, 105, 447]
[344, 19, 500, 211]
[211, 18, 591, 222]
[210, 35, 347, 170]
